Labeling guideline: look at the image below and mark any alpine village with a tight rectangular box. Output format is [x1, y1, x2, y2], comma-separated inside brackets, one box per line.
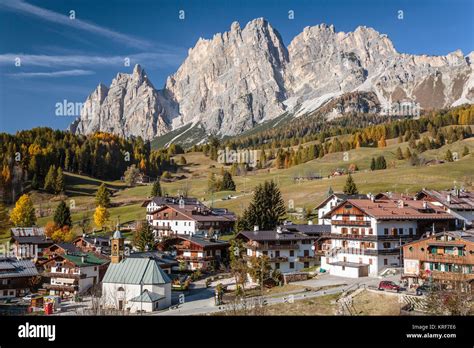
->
[0, 103, 472, 316]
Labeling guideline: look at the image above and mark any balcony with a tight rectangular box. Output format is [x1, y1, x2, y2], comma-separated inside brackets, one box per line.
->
[332, 220, 371, 227]
[421, 270, 474, 282]
[245, 243, 299, 251]
[43, 272, 85, 279]
[296, 256, 319, 262]
[426, 253, 467, 262]
[335, 247, 400, 256]
[268, 256, 289, 263]
[176, 255, 214, 262]
[330, 233, 377, 241]
[43, 283, 78, 292]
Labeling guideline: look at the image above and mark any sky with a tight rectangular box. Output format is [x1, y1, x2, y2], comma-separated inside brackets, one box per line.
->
[0, 0, 473, 134]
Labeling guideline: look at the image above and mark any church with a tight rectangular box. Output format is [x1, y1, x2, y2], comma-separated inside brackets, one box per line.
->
[101, 228, 172, 313]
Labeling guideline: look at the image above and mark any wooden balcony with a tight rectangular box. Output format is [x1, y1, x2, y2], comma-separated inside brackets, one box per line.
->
[332, 220, 371, 227]
[330, 233, 377, 241]
[245, 243, 299, 251]
[268, 256, 289, 263]
[337, 247, 400, 256]
[43, 272, 85, 279]
[43, 283, 78, 292]
[425, 253, 469, 263]
[421, 270, 474, 282]
[176, 255, 214, 262]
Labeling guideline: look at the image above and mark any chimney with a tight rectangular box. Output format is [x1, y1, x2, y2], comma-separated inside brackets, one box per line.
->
[81, 255, 86, 263]
[423, 201, 428, 209]
[308, 220, 313, 225]
[276, 226, 282, 234]
[253, 225, 259, 232]
[447, 194, 451, 204]
[398, 200, 404, 208]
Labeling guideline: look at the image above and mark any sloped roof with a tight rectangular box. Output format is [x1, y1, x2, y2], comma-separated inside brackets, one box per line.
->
[315, 193, 368, 210]
[418, 189, 474, 210]
[62, 252, 108, 267]
[237, 229, 314, 242]
[102, 257, 171, 285]
[129, 289, 166, 303]
[0, 258, 38, 279]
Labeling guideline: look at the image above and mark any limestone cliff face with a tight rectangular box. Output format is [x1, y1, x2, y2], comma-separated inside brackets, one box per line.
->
[71, 19, 473, 140]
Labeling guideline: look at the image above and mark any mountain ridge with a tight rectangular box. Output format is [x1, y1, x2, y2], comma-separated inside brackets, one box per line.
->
[70, 18, 474, 142]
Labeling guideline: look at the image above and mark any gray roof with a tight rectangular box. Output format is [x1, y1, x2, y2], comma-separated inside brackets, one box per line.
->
[178, 235, 230, 248]
[286, 224, 331, 234]
[102, 257, 171, 285]
[11, 235, 53, 245]
[237, 229, 314, 242]
[128, 251, 178, 266]
[54, 243, 81, 253]
[129, 289, 165, 303]
[0, 258, 39, 279]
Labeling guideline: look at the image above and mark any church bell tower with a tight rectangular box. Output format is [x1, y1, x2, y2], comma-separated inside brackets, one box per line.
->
[111, 224, 124, 264]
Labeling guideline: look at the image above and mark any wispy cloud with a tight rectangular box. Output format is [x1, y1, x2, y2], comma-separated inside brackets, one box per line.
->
[0, 0, 154, 49]
[6, 69, 95, 78]
[0, 52, 184, 69]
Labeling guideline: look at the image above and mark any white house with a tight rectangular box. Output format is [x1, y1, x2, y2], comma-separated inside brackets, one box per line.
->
[315, 193, 368, 225]
[101, 257, 172, 313]
[142, 196, 200, 222]
[236, 226, 320, 274]
[43, 252, 109, 298]
[415, 189, 474, 228]
[320, 198, 456, 278]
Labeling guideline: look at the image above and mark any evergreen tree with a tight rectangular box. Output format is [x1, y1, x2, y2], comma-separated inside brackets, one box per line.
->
[133, 220, 155, 252]
[396, 147, 404, 160]
[44, 165, 57, 193]
[95, 183, 111, 208]
[343, 174, 359, 195]
[53, 200, 72, 227]
[31, 173, 39, 190]
[445, 149, 454, 162]
[221, 171, 236, 191]
[207, 173, 217, 193]
[0, 203, 11, 237]
[55, 167, 65, 194]
[462, 146, 470, 157]
[375, 156, 387, 170]
[237, 180, 286, 231]
[151, 178, 162, 197]
[370, 157, 376, 171]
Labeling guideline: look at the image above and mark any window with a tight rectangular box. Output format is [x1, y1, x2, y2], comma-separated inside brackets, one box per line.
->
[383, 242, 390, 249]
[290, 250, 294, 257]
[409, 228, 413, 235]
[369, 228, 373, 235]
[384, 228, 389, 235]
[398, 228, 404, 235]
[175, 222, 178, 226]
[275, 263, 280, 270]
[409, 246, 413, 252]
[342, 266, 345, 271]
[289, 262, 294, 269]
[369, 259, 373, 265]
[384, 259, 388, 265]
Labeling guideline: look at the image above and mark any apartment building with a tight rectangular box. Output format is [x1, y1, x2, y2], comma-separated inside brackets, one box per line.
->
[236, 226, 320, 274]
[321, 198, 456, 278]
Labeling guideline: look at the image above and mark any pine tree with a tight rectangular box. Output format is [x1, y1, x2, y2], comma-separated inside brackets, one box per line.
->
[53, 200, 72, 227]
[55, 167, 65, 194]
[95, 183, 111, 208]
[343, 174, 358, 195]
[207, 173, 217, 193]
[31, 173, 39, 190]
[10, 194, 36, 227]
[151, 179, 162, 197]
[44, 165, 57, 193]
[462, 146, 469, 157]
[237, 180, 286, 231]
[221, 171, 236, 191]
[370, 157, 376, 171]
[0, 203, 11, 237]
[396, 147, 404, 160]
[445, 149, 454, 162]
[133, 220, 155, 252]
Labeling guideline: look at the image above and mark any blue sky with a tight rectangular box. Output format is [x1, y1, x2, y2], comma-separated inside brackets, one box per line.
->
[0, 0, 473, 133]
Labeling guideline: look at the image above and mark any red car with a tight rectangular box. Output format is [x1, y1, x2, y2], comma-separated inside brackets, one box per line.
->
[378, 281, 400, 292]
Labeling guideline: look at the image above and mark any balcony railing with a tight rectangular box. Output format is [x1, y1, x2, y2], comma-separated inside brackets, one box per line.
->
[332, 220, 371, 227]
[43, 283, 78, 292]
[330, 233, 414, 241]
[333, 247, 400, 256]
[296, 256, 319, 262]
[268, 256, 289, 263]
[176, 255, 214, 262]
[245, 243, 299, 251]
[421, 270, 474, 281]
[43, 272, 86, 279]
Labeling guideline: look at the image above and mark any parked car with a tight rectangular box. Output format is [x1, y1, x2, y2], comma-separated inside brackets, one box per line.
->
[378, 281, 400, 292]
[416, 283, 440, 296]
[22, 293, 41, 302]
